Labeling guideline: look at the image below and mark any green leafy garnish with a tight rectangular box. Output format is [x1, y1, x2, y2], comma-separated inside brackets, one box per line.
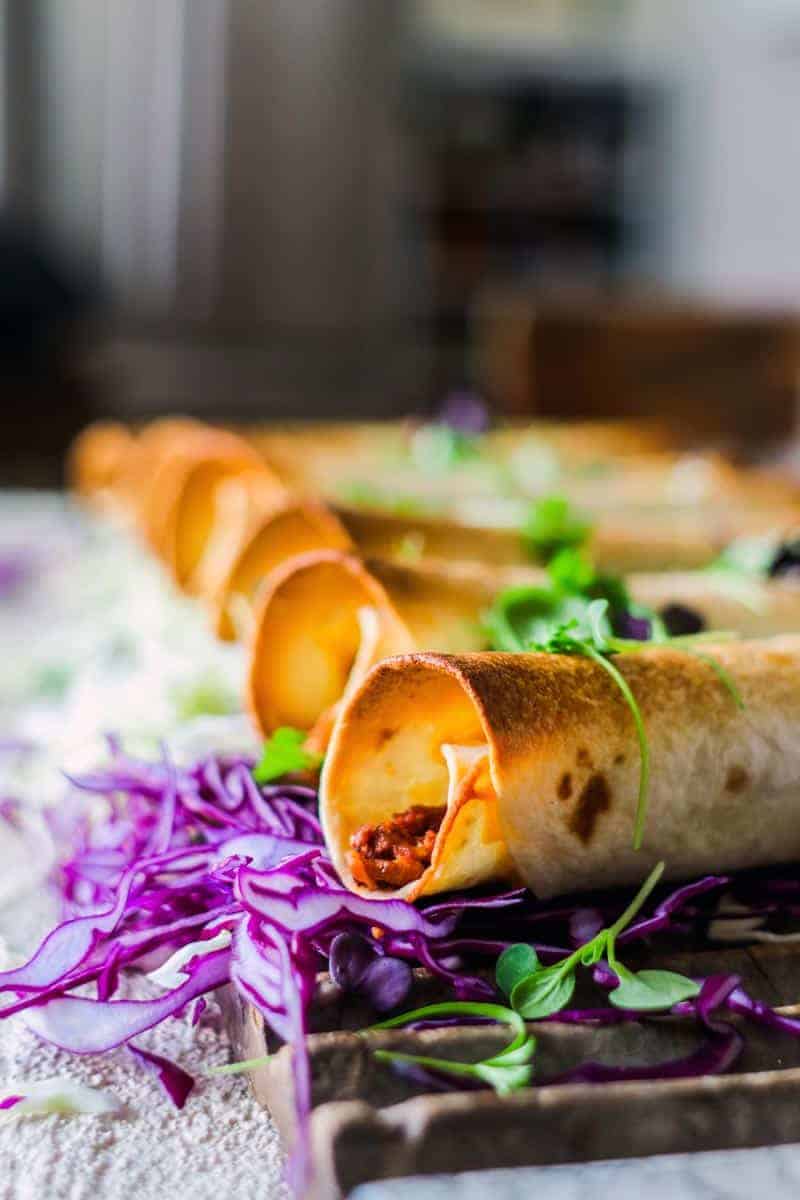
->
[409, 424, 481, 473]
[497, 861, 700, 1019]
[522, 495, 591, 563]
[495, 943, 539, 998]
[509, 965, 576, 1019]
[547, 547, 632, 614]
[484, 549, 632, 654]
[606, 968, 700, 1011]
[207, 1054, 271, 1077]
[252, 727, 322, 784]
[368, 1001, 535, 1095]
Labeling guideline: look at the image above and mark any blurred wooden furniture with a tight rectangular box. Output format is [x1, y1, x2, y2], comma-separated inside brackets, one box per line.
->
[475, 288, 800, 450]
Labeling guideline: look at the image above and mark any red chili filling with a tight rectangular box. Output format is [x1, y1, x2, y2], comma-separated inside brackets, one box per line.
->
[348, 804, 446, 889]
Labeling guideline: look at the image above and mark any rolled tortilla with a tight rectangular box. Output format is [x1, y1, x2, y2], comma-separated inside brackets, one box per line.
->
[67, 421, 137, 511]
[247, 553, 503, 740]
[246, 551, 800, 745]
[149, 432, 283, 592]
[250, 418, 675, 496]
[113, 416, 206, 527]
[190, 469, 288, 608]
[335, 499, 800, 574]
[210, 497, 352, 641]
[320, 637, 800, 900]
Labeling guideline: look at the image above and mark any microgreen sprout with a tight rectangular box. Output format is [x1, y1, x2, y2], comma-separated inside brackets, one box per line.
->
[367, 1001, 535, 1095]
[522, 495, 591, 562]
[497, 861, 700, 1018]
[207, 1054, 271, 1077]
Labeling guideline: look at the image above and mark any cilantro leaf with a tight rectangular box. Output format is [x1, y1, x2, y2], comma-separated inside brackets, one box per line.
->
[522, 495, 591, 563]
[548, 547, 634, 614]
[252, 727, 322, 784]
[483, 586, 590, 654]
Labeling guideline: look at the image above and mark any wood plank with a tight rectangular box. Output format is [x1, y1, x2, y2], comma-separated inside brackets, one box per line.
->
[218, 941, 800, 1197]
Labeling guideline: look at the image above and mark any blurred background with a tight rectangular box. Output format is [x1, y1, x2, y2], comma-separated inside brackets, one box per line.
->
[3, 0, 800, 483]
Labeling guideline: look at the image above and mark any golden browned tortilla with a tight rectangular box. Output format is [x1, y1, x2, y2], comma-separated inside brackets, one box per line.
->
[246, 550, 800, 747]
[320, 638, 800, 899]
[67, 421, 137, 508]
[113, 417, 206, 528]
[147, 432, 282, 592]
[335, 500, 800, 574]
[210, 497, 352, 641]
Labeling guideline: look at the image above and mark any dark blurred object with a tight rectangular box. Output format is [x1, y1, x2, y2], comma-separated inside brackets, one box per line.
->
[405, 47, 646, 393]
[476, 287, 800, 450]
[0, 217, 96, 486]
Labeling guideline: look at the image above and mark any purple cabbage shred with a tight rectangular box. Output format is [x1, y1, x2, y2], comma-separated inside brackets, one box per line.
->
[3, 744, 800, 1194]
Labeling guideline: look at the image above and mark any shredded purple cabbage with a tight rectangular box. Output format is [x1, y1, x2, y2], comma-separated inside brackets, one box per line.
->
[127, 1044, 195, 1109]
[4, 744, 800, 1194]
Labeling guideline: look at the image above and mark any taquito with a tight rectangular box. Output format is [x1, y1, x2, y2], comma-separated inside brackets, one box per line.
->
[251, 417, 675, 496]
[113, 416, 205, 525]
[190, 469, 289, 607]
[67, 421, 137, 510]
[320, 638, 800, 900]
[99, 413, 686, 525]
[246, 550, 800, 743]
[205, 481, 731, 641]
[335, 500, 800, 574]
[209, 495, 352, 641]
[148, 431, 281, 591]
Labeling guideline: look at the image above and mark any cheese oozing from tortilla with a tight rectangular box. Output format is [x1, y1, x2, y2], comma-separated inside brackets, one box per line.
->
[345, 741, 513, 900]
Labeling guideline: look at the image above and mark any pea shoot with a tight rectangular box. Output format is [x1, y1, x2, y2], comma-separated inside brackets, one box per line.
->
[367, 1002, 535, 1095]
[496, 861, 700, 1018]
[369, 864, 701, 1093]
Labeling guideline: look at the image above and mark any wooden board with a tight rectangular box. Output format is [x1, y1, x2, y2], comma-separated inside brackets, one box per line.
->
[219, 942, 800, 1199]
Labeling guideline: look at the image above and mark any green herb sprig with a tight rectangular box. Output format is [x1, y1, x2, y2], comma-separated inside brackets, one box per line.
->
[522, 495, 592, 563]
[367, 1002, 535, 1095]
[369, 864, 700, 1092]
[207, 1053, 271, 1077]
[252, 727, 323, 784]
[497, 861, 700, 1018]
